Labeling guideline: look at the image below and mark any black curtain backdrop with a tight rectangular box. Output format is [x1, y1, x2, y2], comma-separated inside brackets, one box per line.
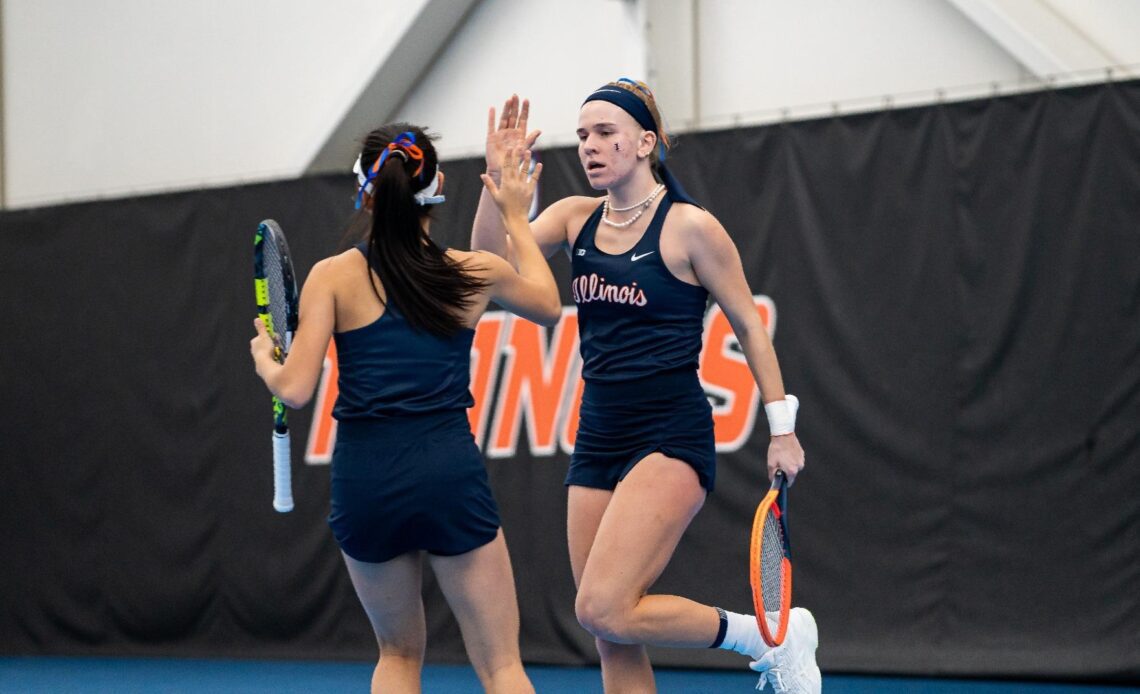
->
[2, 81, 1138, 682]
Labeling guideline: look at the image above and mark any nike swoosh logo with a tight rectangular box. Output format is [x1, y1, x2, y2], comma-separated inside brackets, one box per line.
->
[630, 251, 655, 262]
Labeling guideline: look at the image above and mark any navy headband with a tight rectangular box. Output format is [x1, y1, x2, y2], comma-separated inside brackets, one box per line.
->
[583, 86, 657, 134]
[582, 83, 700, 207]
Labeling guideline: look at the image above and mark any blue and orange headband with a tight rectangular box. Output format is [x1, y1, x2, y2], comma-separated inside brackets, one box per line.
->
[353, 131, 445, 209]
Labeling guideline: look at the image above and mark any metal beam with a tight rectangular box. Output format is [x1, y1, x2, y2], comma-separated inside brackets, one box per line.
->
[305, 0, 482, 175]
[945, 0, 1120, 78]
[645, 0, 697, 130]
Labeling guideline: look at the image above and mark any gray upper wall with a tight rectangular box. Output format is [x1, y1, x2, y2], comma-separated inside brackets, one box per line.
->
[2, 0, 1137, 209]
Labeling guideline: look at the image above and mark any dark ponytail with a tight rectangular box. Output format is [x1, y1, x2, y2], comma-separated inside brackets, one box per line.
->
[358, 124, 487, 337]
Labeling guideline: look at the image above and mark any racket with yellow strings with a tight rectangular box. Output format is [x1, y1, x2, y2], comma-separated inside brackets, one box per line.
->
[253, 219, 298, 512]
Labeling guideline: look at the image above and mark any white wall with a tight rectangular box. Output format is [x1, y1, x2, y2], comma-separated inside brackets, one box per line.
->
[1047, 0, 1140, 67]
[694, 0, 1030, 129]
[3, 0, 426, 207]
[2, 0, 1136, 209]
[392, 0, 648, 162]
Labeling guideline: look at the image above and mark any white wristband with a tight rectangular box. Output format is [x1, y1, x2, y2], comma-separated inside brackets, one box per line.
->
[764, 394, 799, 436]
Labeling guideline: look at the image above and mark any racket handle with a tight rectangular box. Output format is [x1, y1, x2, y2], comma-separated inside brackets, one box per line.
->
[272, 431, 294, 513]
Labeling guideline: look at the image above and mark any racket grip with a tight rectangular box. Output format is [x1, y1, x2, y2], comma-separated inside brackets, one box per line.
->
[272, 431, 294, 513]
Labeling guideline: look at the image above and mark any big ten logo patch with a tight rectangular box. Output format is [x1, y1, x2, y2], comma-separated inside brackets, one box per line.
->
[305, 296, 775, 463]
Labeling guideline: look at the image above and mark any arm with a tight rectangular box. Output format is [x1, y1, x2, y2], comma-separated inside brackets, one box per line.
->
[250, 259, 337, 409]
[471, 95, 538, 261]
[687, 214, 806, 484]
[478, 148, 561, 325]
[470, 94, 569, 261]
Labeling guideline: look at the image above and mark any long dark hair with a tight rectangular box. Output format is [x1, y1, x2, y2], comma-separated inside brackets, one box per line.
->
[357, 124, 487, 337]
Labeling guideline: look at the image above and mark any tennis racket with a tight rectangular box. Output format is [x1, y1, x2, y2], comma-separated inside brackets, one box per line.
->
[253, 219, 298, 513]
[750, 469, 792, 646]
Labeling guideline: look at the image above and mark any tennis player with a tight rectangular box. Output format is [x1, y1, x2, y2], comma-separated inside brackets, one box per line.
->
[251, 124, 557, 694]
[471, 87, 821, 693]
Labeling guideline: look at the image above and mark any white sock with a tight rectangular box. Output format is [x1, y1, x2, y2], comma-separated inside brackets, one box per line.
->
[716, 610, 772, 660]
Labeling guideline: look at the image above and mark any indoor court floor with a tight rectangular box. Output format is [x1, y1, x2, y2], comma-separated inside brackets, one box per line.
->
[2, 657, 1137, 693]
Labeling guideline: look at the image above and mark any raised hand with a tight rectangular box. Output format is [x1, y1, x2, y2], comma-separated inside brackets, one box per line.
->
[486, 95, 541, 175]
[480, 147, 542, 224]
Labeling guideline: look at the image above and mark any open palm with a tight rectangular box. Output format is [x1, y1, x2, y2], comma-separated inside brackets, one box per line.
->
[486, 94, 541, 173]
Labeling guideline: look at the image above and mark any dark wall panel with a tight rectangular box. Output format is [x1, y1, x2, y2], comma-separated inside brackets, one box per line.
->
[1, 81, 1138, 682]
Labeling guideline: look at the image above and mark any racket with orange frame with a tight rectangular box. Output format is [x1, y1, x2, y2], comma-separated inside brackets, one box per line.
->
[750, 469, 792, 646]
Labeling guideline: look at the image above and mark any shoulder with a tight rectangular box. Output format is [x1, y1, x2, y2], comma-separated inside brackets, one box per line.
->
[539, 195, 606, 247]
[308, 255, 337, 281]
[667, 203, 729, 246]
[662, 203, 741, 273]
[316, 248, 364, 275]
[541, 195, 604, 224]
[303, 249, 363, 292]
[558, 195, 606, 213]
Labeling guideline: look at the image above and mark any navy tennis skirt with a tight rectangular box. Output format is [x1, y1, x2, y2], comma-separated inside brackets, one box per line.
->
[568, 369, 717, 492]
[329, 409, 500, 563]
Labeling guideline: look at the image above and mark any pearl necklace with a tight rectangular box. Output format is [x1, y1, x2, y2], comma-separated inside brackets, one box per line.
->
[601, 184, 665, 228]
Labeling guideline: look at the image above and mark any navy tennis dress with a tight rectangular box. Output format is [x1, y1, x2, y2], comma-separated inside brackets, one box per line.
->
[568, 193, 718, 491]
[327, 245, 499, 563]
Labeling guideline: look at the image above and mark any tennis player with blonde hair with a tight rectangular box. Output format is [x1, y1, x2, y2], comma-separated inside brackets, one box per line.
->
[252, 123, 557, 694]
[471, 85, 821, 693]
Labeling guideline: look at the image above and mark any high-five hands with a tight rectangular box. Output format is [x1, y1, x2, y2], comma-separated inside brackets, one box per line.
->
[480, 147, 541, 222]
[486, 95, 541, 175]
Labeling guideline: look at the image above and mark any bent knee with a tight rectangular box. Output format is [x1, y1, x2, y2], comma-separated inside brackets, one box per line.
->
[575, 589, 634, 643]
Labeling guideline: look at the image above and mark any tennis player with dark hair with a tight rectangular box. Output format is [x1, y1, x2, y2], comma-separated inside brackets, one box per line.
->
[472, 87, 821, 693]
[251, 123, 557, 694]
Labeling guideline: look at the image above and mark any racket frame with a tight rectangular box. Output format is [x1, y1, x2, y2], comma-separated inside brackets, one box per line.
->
[749, 469, 792, 646]
[254, 219, 299, 512]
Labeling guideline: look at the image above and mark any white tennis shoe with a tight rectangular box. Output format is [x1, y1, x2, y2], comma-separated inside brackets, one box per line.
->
[749, 607, 821, 693]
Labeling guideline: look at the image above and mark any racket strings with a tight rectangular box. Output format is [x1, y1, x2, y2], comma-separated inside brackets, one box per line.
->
[263, 240, 289, 338]
[760, 507, 786, 611]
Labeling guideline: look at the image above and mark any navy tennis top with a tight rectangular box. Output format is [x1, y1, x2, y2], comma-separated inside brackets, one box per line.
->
[571, 193, 709, 383]
[332, 245, 475, 420]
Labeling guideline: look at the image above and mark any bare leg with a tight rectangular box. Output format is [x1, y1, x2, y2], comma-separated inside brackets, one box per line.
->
[341, 551, 426, 694]
[429, 530, 534, 694]
[568, 484, 656, 693]
[572, 454, 727, 692]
